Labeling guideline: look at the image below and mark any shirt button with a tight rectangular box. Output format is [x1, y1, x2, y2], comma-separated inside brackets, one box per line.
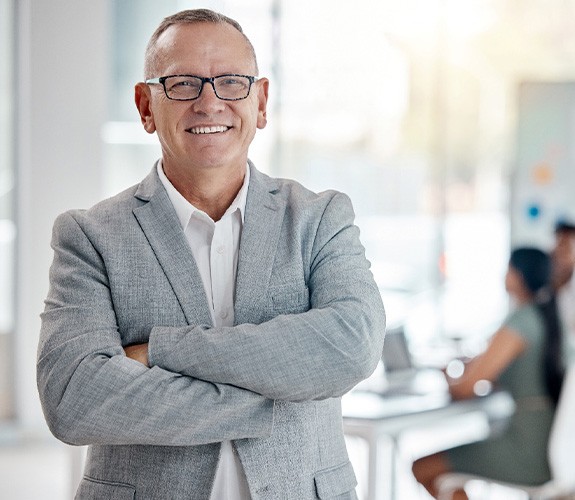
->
[216, 246, 225, 254]
[220, 310, 229, 319]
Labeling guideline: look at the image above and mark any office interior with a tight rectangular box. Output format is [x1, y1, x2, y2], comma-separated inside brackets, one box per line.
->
[2, 0, 575, 498]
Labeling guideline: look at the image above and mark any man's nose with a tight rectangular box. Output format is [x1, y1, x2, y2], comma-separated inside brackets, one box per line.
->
[193, 81, 224, 110]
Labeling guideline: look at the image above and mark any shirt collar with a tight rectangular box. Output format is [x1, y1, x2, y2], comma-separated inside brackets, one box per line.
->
[157, 160, 250, 229]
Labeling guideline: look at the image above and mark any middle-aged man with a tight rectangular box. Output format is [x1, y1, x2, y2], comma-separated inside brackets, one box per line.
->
[37, 9, 386, 500]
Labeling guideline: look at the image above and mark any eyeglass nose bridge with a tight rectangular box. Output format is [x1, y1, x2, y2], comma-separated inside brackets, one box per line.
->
[196, 77, 220, 100]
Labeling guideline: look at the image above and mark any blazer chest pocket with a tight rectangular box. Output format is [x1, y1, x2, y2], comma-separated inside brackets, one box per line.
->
[314, 460, 358, 499]
[270, 286, 310, 315]
[75, 476, 135, 500]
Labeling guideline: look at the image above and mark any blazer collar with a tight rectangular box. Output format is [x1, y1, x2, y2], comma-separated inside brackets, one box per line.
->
[234, 161, 286, 325]
[132, 164, 213, 327]
[132, 160, 287, 326]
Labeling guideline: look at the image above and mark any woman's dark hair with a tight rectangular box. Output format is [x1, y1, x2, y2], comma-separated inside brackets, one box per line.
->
[509, 247, 564, 404]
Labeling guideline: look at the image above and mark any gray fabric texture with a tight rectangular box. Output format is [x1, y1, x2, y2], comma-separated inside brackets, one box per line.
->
[37, 162, 386, 499]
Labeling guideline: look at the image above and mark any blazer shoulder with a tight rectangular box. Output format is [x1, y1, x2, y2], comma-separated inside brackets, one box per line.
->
[265, 173, 350, 210]
[58, 167, 161, 224]
[51, 170, 163, 243]
[253, 175, 355, 234]
[285, 182, 354, 222]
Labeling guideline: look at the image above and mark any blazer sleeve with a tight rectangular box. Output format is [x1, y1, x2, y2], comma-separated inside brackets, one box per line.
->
[37, 212, 274, 446]
[148, 192, 386, 402]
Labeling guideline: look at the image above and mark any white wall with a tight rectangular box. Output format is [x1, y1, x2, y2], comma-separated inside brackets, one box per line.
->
[16, 0, 109, 431]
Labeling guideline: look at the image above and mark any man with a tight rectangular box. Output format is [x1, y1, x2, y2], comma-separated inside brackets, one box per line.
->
[552, 219, 575, 365]
[37, 9, 385, 500]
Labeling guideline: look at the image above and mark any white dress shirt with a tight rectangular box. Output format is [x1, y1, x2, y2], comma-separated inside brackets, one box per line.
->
[157, 161, 251, 500]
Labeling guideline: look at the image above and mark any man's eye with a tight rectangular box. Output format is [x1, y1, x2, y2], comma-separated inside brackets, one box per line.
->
[175, 80, 199, 88]
[167, 79, 201, 92]
[220, 78, 247, 88]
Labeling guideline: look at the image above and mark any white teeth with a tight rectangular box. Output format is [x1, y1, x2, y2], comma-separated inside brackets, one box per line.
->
[189, 126, 229, 134]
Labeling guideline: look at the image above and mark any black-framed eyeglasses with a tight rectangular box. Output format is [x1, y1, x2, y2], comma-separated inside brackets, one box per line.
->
[145, 74, 258, 101]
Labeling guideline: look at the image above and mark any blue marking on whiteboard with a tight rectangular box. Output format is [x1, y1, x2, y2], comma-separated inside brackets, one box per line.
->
[526, 203, 541, 219]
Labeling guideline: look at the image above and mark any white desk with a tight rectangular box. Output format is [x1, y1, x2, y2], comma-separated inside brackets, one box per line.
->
[342, 374, 515, 500]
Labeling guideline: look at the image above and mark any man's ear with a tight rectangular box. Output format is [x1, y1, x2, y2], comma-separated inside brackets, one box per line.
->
[135, 82, 156, 134]
[256, 78, 269, 129]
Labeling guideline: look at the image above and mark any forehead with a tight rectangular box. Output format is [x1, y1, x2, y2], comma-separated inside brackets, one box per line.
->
[154, 22, 256, 75]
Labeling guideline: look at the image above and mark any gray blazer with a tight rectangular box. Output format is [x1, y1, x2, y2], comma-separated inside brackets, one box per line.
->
[37, 162, 386, 499]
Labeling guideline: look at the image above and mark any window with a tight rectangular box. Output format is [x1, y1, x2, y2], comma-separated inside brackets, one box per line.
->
[105, 0, 575, 364]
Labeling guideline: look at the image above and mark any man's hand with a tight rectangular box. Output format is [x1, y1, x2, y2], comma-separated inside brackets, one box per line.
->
[124, 343, 150, 367]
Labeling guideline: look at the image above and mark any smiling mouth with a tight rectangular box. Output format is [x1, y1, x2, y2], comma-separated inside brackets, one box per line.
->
[187, 125, 230, 134]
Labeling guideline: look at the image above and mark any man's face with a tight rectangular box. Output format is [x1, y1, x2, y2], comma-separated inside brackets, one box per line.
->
[136, 22, 268, 176]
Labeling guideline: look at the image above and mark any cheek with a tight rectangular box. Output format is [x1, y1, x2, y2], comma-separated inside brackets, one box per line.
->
[154, 111, 184, 138]
[237, 112, 259, 142]
[504, 271, 517, 292]
[242, 120, 258, 145]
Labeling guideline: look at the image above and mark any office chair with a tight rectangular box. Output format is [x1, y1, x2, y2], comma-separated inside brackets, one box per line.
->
[436, 365, 575, 500]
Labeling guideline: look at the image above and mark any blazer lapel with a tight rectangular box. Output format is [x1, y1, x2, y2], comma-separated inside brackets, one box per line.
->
[234, 164, 286, 325]
[132, 168, 213, 327]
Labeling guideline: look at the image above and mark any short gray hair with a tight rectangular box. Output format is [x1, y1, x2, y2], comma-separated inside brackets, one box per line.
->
[144, 9, 258, 78]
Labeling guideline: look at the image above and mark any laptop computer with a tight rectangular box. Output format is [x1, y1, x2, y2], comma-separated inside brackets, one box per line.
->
[382, 326, 414, 375]
[380, 326, 447, 396]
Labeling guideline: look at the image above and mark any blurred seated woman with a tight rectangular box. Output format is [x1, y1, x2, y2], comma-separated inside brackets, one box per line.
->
[412, 247, 564, 500]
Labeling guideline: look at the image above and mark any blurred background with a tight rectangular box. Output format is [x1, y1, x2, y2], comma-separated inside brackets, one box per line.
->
[2, 0, 575, 498]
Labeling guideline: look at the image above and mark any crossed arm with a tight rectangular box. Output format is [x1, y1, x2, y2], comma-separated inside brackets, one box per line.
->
[37, 194, 385, 446]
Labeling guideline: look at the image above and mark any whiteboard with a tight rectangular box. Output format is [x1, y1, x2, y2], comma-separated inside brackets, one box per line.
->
[511, 81, 575, 249]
